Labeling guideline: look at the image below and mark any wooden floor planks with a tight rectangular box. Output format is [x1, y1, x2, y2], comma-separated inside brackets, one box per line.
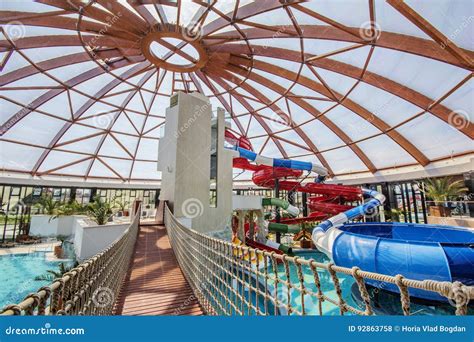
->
[115, 225, 204, 316]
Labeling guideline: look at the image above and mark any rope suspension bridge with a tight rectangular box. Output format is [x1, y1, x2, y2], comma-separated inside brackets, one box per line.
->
[1, 204, 472, 316]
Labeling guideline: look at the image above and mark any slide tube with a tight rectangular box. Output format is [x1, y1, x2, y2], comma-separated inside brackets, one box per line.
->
[264, 239, 292, 254]
[228, 146, 328, 176]
[262, 197, 300, 217]
[267, 222, 301, 234]
[312, 188, 386, 255]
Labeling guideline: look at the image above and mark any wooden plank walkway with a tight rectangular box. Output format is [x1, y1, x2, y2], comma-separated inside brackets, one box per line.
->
[115, 225, 204, 315]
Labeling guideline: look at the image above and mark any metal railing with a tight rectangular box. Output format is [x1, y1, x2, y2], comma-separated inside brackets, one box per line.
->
[165, 205, 473, 316]
[0, 204, 141, 316]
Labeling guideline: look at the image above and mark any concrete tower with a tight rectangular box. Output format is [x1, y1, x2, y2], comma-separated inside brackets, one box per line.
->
[158, 92, 233, 234]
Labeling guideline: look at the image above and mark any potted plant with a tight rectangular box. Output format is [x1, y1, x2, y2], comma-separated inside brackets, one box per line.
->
[86, 196, 116, 225]
[423, 177, 468, 217]
[58, 200, 84, 216]
[35, 194, 61, 219]
[114, 198, 130, 217]
[53, 235, 68, 258]
[31, 197, 84, 237]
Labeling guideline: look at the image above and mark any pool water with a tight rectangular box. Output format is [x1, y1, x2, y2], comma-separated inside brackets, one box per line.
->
[272, 251, 358, 315]
[212, 251, 359, 315]
[271, 251, 468, 316]
[228, 250, 467, 316]
[0, 252, 73, 309]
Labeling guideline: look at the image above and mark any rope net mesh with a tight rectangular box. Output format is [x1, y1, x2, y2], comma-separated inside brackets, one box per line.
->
[0, 205, 141, 316]
[165, 205, 473, 316]
[1, 203, 471, 316]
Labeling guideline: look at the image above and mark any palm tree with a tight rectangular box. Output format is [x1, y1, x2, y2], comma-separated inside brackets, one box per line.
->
[35, 194, 61, 216]
[34, 262, 77, 281]
[86, 196, 116, 225]
[422, 177, 468, 217]
[113, 198, 129, 216]
[423, 177, 468, 204]
[57, 200, 84, 216]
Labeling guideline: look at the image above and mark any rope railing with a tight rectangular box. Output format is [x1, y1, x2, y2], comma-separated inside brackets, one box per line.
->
[164, 205, 473, 316]
[0, 204, 141, 316]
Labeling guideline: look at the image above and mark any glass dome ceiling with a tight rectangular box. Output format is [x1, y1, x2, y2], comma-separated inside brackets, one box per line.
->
[0, 0, 472, 185]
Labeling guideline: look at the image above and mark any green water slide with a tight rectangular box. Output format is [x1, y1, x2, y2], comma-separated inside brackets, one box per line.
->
[262, 198, 300, 217]
[267, 222, 301, 234]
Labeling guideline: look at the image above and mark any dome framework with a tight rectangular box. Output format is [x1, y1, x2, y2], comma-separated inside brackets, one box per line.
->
[0, 0, 472, 185]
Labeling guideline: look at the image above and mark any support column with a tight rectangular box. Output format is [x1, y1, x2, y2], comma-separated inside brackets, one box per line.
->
[248, 210, 255, 240]
[419, 182, 428, 223]
[410, 183, 419, 223]
[69, 187, 77, 203]
[256, 211, 265, 243]
[399, 184, 408, 222]
[403, 183, 413, 223]
[302, 192, 308, 217]
[90, 188, 97, 202]
[237, 210, 246, 242]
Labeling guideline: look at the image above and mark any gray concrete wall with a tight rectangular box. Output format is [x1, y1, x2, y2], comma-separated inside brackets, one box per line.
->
[73, 220, 129, 261]
[158, 92, 233, 233]
[194, 108, 233, 232]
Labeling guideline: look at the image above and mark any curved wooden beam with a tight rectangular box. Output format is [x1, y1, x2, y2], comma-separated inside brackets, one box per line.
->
[207, 64, 378, 172]
[0, 35, 140, 52]
[0, 50, 144, 86]
[203, 73, 289, 158]
[204, 68, 336, 174]
[227, 55, 431, 166]
[29, 62, 151, 176]
[0, 12, 138, 41]
[84, 70, 156, 180]
[200, 0, 305, 37]
[205, 25, 474, 70]
[193, 71, 246, 136]
[387, 0, 472, 69]
[211, 44, 472, 140]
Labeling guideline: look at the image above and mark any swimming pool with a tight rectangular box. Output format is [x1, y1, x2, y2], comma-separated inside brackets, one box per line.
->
[275, 251, 469, 315]
[226, 250, 468, 315]
[0, 252, 73, 309]
[273, 250, 358, 315]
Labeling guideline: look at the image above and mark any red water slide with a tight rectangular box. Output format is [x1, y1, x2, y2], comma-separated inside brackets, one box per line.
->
[226, 130, 362, 223]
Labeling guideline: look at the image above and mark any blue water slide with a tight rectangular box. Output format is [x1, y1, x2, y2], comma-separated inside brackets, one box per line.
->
[312, 188, 385, 234]
[332, 222, 474, 302]
[227, 146, 328, 175]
